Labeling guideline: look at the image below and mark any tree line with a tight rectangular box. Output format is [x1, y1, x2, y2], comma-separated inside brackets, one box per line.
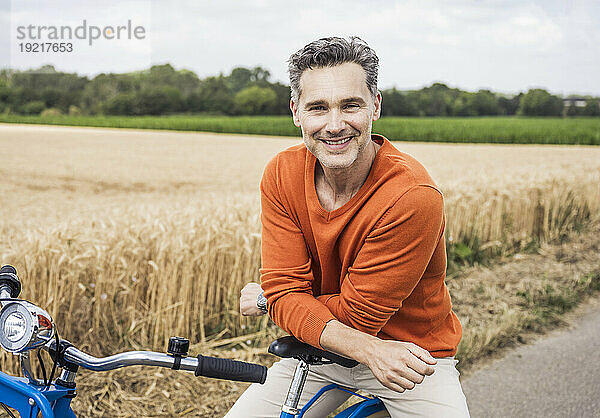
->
[0, 64, 599, 117]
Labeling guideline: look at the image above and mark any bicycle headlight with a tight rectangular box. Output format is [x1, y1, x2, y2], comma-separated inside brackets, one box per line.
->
[5, 311, 27, 342]
[0, 301, 54, 353]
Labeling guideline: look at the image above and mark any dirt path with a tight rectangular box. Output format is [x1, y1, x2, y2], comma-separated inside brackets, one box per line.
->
[462, 296, 600, 417]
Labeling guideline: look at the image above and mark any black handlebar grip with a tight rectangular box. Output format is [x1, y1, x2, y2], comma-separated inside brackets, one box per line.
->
[195, 355, 267, 384]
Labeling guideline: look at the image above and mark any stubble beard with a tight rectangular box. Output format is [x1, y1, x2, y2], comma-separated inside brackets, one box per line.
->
[305, 130, 370, 170]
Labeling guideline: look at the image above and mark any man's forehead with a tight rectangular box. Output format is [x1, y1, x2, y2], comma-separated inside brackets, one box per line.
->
[298, 62, 370, 103]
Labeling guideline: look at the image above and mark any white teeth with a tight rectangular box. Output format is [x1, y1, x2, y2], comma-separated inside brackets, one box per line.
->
[323, 137, 352, 145]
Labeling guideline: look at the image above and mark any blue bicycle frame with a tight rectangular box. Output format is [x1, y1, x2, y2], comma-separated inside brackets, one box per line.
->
[279, 383, 386, 418]
[0, 371, 76, 418]
[0, 372, 386, 418]
[0, 371, 387, 418]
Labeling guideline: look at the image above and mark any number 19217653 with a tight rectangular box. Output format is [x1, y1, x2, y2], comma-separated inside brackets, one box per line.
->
[18, 42, 73, 52]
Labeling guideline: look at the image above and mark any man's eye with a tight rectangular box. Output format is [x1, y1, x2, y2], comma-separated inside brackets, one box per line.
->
[344, 103, 359, 109]
[309, 106, 326, 111]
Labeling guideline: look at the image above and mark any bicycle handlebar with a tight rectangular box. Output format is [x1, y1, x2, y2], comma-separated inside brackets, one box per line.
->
[63, 346, 198, 372]
[56, 345, 267, 384]
[0, 265, 269, 386]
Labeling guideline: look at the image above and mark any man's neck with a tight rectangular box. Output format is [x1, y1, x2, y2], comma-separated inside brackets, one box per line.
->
[316, 140, 380, 205]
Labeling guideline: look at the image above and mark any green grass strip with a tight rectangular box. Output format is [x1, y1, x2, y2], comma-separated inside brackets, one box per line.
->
[1, 114, 599, 145]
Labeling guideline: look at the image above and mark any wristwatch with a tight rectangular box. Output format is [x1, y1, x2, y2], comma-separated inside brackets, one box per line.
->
[257, 291, 268, 314]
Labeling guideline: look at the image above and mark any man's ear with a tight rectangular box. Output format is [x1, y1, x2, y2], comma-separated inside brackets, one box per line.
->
[290, 99, 301, 127]
[372, 91, 382, 122]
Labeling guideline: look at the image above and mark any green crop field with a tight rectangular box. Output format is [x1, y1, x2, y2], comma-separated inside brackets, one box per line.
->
[375, 117, 600, 145]
[1, 114, 599, 145]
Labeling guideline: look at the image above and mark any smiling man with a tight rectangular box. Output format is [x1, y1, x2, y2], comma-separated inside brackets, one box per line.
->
[229, 37, 469, 417]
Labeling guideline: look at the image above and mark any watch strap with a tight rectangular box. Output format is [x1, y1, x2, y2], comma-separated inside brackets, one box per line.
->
[257, 291, 268, 314]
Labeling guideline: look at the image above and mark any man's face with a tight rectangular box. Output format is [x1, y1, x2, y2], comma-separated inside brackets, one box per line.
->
[290, 62, 382, 169]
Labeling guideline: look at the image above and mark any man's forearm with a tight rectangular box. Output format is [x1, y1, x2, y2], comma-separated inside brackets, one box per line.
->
[319, 319, 378, 364]
[319, 319, 437, 394]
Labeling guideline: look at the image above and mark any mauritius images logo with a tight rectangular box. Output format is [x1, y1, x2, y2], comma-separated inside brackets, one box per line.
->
[16, 20, 146, 46]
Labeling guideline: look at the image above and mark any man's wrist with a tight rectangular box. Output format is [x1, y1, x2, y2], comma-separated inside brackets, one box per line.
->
[356, 335, 378, 365]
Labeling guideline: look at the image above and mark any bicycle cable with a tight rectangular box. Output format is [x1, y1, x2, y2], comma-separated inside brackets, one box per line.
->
[46, 329, 60, 387]
[36, 347, 48, 386]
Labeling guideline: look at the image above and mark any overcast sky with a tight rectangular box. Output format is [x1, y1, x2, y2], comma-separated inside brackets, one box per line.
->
[1, 0, 599, 96]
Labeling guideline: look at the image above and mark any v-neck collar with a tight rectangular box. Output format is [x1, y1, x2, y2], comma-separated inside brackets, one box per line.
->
[305, 134, 388, 221]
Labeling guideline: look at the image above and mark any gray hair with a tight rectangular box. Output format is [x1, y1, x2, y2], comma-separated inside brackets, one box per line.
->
[288, 36, 379, 102]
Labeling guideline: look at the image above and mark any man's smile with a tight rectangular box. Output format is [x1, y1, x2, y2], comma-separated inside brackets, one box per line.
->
[317, 135, 355, 151]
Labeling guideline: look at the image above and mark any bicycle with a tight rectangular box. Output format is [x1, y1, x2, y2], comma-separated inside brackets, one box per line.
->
[267, 335, 390, 418]
[0, 265, 267, 418]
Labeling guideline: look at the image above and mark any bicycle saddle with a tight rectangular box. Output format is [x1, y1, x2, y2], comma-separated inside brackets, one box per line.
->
[269, 335, 358, 368]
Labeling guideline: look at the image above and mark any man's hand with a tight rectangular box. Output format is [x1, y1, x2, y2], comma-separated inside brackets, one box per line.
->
[362, 339, 437, 393]
[239, 282, 266, 316]
[319, 320, 436, 393]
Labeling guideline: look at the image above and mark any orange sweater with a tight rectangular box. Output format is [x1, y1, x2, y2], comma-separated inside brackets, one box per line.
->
[260, 135, 462, 357]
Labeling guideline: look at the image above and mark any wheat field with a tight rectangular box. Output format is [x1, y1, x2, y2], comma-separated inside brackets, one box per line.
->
[1, 124, 599, 416]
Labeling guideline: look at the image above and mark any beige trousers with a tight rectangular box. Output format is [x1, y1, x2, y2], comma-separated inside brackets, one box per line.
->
[225, 357, 469, 417]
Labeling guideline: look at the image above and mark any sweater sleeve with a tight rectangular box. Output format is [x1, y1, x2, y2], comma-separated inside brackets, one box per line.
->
[316, 185, 445, 336]
[259, 157, 336, 349]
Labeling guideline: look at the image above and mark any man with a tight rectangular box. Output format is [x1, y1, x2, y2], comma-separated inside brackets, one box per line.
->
[227, 36, 469, 417]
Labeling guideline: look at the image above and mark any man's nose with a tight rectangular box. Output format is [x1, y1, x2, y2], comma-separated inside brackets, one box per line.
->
[325, 108, 346, 136]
